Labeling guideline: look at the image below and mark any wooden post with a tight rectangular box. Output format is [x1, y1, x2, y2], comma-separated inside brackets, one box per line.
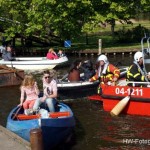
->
[98, 39, 102, 55]
[30, 128, 44, 150]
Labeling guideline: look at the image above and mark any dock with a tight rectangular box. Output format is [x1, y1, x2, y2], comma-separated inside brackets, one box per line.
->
[0, 125, 30, 150]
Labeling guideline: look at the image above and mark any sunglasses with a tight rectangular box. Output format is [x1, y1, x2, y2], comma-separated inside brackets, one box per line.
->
[44, 76, 50, 79]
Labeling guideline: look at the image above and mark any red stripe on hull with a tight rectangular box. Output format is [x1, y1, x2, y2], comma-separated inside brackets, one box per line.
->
[87, 95, 103, 101]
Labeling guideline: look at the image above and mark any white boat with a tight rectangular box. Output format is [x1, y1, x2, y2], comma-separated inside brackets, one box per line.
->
[0, 56, 68, 70]
[57, 80, 99, 91]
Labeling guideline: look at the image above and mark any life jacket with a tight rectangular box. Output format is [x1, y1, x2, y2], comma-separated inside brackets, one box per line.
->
[126, 63, 146, 87]
[90, 64, 120, 84]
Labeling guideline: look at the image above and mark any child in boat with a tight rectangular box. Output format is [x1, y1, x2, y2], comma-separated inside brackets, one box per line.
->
[18, 74, 40, 114]
[46, 48, 59, 60]
[57, 50, 66, 58]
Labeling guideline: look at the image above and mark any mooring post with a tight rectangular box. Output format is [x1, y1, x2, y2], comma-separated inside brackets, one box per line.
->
[30, 128, 44, 150]
[98, 39, 102, 55]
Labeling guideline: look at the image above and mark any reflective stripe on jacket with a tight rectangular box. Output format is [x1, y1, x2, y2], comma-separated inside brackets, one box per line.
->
[90, 64, 120, 84]
[126, 63, 145, 86]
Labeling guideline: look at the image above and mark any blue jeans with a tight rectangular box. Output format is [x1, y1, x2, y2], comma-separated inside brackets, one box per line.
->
[33, 98, 57, 112]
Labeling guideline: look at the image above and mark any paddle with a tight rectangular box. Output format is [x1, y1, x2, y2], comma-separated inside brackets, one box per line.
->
[12, 106, 22, 120]
[110, 96, 130, 116]
[110, 89, 132, 116]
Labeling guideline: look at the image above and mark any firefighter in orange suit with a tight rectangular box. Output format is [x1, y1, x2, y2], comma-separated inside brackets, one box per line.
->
[89, 54, 120, 94]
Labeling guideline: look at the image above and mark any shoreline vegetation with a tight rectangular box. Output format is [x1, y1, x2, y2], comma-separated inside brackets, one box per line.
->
[1, 20, 150, 55]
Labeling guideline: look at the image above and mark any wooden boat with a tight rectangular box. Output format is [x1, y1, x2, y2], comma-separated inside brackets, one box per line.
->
[0, 65, 24, 87]
[0, 56, 68, 70]
[6, 103, 75, 150]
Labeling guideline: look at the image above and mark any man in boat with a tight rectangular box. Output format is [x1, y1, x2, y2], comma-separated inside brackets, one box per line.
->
[33, 70, 57, 112]
[2, 46, 16, 61]
[89, 54, 120, 94]
[126, 51, 150, 87]
[81, 60, 96, 81]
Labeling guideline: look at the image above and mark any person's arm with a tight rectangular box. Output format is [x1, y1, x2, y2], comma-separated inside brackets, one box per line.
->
[18, 87, 25, 106]
[34, 82, 40, 95]
[109, 64, 120, 82]
[89, 71, 99, 82]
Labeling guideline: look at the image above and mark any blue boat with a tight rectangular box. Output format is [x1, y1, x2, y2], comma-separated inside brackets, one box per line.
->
[6, 103, 75, 150]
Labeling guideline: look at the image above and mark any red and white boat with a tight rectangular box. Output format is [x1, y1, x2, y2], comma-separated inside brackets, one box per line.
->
[88, 36, 150, 116]
[88, 80, 150, 116]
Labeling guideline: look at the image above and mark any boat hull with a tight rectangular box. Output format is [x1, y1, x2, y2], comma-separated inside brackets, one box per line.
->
[0, 68, 24, 87]
[6, 103, 75, 150]
[88, 84, 150, 116]
[57, 81, 99, 91]
[0, 56, 68, 70]
[103, 98, 150, 116]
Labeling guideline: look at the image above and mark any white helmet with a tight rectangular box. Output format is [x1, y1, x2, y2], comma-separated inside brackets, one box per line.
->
[97, 54, 108, 63]
[134, 51, 143, 62]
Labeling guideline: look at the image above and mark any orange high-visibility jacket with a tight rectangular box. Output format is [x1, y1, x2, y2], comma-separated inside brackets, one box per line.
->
[90, 64, 120, 84]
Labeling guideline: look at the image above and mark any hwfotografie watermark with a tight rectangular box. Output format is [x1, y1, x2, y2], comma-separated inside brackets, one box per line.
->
[123, 139, 150, 145]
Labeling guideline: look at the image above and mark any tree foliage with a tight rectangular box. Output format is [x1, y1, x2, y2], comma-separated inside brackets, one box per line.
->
[0, 0, 149, 43]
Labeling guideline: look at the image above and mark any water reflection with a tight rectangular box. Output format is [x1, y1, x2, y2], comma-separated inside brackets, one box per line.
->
[0, 55, 150, 150]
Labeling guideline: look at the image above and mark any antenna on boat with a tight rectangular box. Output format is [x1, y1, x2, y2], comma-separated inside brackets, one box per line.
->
[140, 34, 150, 83]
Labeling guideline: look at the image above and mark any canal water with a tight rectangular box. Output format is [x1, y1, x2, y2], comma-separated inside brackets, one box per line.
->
[0, 54, 150, 150]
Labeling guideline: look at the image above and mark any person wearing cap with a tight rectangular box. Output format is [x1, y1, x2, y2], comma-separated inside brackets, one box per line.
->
[33, 70, 57, 112]
[89, 54, 120, 94]
[126, 51, 150, 87]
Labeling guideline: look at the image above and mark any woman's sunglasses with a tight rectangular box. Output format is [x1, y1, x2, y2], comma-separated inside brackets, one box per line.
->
[44, 76, 50, 79]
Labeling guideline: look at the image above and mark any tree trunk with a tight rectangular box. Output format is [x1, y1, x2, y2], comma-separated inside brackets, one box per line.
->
[85, 33, 89, 45]
[110, 19, 115, 36]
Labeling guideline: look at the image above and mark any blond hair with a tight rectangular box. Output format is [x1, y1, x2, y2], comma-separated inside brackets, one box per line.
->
[48, 48, 54, 53]
[21, 74, 35, 88]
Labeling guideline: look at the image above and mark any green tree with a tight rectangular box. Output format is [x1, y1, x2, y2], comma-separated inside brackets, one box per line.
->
[0, 0, 94, 44]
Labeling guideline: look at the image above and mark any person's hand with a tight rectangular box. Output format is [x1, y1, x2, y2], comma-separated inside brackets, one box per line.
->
[89, 79, 92, 82]
[111, 82, 115, 86]
[112, 77, 117, 82]
[147, 72, 150, 79]
[41, 96, 47, 102]
[34, 81, 37, 86]
[34, 82, 39, 88]
[18, 102, 23, 107]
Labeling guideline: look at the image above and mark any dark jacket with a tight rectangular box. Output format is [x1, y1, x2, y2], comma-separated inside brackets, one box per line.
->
[2, 50, 15, 61]
[81, 61, 95, 81]
[126, 63, 146, 87]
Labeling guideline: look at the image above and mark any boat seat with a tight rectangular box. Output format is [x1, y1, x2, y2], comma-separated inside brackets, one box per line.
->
[39, 101, 60, 112]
